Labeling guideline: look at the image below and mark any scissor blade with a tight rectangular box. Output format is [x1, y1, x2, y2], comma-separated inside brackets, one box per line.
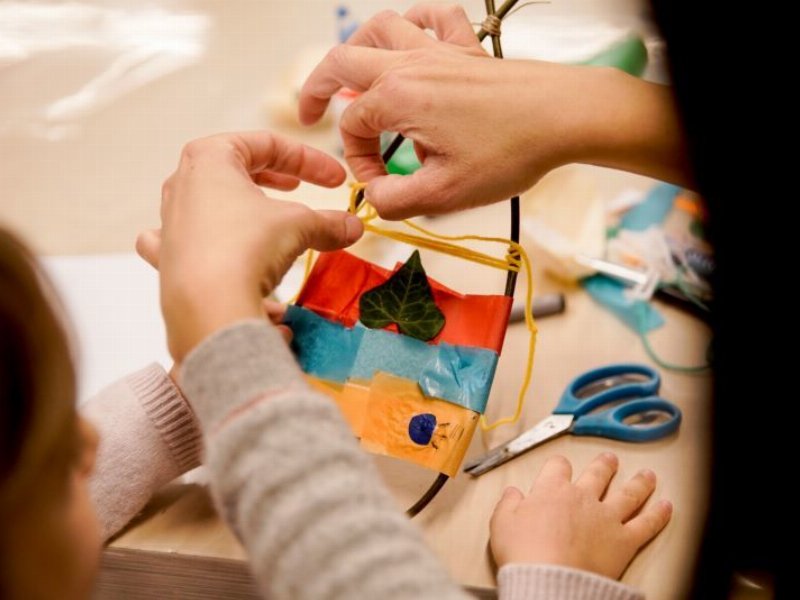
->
[463, 415, 574, 477]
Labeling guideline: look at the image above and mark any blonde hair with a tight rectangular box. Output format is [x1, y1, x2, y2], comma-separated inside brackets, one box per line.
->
[0, 227, 79, 517]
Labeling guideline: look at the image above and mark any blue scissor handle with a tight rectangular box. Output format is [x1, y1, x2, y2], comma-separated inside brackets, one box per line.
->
[571, 397, 682, 442]
[553, 363, 661, 416]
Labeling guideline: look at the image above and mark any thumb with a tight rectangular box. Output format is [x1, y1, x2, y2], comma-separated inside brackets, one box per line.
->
[365, 164, 455, 220]
[301, 209, 364, 251]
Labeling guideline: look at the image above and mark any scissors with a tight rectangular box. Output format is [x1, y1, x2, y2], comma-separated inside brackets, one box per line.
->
[463, 363, 682, 477]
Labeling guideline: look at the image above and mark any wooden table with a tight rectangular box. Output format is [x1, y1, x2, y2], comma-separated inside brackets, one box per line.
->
[0, 2, 711, 597]
[92, 203, 712, 598]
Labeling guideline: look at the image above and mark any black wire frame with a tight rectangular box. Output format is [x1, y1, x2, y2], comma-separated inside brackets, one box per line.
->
[352, 0, 522, 518]
[356, 0, 520, 518]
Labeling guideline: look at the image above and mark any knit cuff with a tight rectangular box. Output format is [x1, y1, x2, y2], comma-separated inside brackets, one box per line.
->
[126, 363, 203, 472]
[498, 564, 644, 600]
[181, 320, 308, 433]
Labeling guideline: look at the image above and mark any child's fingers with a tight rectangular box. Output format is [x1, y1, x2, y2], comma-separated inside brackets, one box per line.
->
[604, 469, 657, 522]
[275, 324, 294, 345]
[263, 299, 288, 324]
[494, 486, 524, 514]
[575, 452, 618, 498]
[489, 487, 524, 535]
[625, 499, 673, 547]
[261, 300, 292, 342]
[533, 455, 573, 489]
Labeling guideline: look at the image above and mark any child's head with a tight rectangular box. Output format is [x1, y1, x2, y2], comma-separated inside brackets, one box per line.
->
[1, 227, 101, 599]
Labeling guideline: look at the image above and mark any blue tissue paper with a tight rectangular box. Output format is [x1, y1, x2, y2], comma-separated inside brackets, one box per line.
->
[285, 305, 497, 413]
[582, 275, 664, 333]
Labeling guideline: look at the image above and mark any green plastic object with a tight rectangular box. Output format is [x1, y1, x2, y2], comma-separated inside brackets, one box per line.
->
[386, 138, 421, 175]
[385, 35, 649, 176]
[579, 35, 648, 77]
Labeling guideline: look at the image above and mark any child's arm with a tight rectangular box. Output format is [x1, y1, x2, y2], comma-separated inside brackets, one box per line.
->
[81, 363, 202, 541]
[179, 320, 470, 600]
[181, 325, 654, 600]
[491, 453, 673, 600]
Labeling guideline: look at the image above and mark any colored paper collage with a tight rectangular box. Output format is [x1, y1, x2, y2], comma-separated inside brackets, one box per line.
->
[286, 250, 512, 476]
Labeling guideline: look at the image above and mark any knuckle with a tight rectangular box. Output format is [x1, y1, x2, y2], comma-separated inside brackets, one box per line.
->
[434, 173, 465, 211]
[404, 47, 434, 65]
[134, 232, 148, 254]
[326, 44, 349, 71]
[288, 202, 316, 226]
[444, 3, 468, 20]
[433, 188, 456, 214]
[180, 136, 236, 167]
[160, 176, 174, 201]
[340, 99, 367, 131]
[370, 9, 399, 27]
[374, 70, 404, 99]
[179, 139, 209, 163]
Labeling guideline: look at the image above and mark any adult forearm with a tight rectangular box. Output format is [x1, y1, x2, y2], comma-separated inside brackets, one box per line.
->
[561, 66, 692, 187]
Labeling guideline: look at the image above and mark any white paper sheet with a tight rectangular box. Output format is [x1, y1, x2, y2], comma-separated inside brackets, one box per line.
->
[42, 252, 309, 403]
[42, 253, 169, 403]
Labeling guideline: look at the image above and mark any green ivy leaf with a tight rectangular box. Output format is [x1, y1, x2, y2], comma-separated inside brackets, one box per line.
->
[359, 250, 445, 341]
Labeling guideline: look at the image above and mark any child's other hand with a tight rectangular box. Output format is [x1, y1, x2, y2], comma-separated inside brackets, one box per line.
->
[490, 452, 672, 580]
[136, 131, 363, 362]
[263, 299, 292, 344]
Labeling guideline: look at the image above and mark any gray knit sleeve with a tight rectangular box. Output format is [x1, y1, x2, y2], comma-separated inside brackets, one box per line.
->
[498, 565, 645, 600]
[181, 320, 470, 600]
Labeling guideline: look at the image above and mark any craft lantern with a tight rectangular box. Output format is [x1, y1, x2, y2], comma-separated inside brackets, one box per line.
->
[285, 0, 536, 514]
[285, 249, 514, 478]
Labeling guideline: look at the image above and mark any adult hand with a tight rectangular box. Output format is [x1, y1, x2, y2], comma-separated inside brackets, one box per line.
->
[136, 131, 363, 362]
[300, 4, 690, 219]
[490, 453, 672, 579]
[299, 4, 582, 218]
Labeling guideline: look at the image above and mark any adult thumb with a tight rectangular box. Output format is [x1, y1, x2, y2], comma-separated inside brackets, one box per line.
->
[365, 165, 453, 220]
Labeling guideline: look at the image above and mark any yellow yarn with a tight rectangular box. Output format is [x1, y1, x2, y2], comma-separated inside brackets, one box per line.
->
[293, 183, 537, 431]
[346, 182, 538, 432]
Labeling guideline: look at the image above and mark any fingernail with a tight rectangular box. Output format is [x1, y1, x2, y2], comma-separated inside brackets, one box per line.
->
[602, 452, 618, 465]
[658, 499, 673, 513]
[345, 215, 364, 244]
[640, 468, 656, 481]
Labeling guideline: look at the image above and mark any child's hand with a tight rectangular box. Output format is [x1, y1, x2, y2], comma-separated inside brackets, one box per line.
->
[136, 131, 363, 362]
[490, 452, 672, 580]
[263, 299, 292, 344]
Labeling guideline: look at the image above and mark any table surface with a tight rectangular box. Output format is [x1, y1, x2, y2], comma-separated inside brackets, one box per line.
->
[1, 1, 710, 597]
[101, 209, 712, 597]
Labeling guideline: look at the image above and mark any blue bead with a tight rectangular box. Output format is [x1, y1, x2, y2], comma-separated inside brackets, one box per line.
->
[408, 413, 437, 445]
